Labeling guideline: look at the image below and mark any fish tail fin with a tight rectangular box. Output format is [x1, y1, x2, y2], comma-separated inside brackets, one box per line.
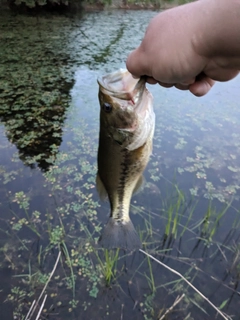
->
[99, 218, 141, 250]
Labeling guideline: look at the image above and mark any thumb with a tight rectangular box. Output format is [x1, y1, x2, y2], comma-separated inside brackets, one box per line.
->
[126, 47, 151, 78]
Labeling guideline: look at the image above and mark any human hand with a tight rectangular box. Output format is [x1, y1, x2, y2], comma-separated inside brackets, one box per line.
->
[126, 1, 239, 96]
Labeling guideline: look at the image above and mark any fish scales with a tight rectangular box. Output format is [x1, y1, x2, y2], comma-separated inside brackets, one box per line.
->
[96, 69, 155, 250]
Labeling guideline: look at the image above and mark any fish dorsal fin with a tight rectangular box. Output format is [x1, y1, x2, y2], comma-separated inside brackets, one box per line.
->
[133, 175, 145, 195]
[96, 173, 108, 201]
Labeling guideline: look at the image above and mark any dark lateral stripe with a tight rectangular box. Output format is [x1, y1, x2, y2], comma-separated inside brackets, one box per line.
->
[115, 148, 130, 220]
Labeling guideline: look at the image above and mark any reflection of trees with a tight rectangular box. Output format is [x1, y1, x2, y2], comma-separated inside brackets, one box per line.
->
[0, 73, 74, 171]
[1, 92, 72, 171]
[0, 13, 74, 171]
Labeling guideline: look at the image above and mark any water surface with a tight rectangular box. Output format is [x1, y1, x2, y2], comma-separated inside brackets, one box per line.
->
[0, 9, 240, 320]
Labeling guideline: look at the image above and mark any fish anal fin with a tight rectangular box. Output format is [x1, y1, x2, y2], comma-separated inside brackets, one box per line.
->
[133, 175, 145, 195]
[99, 218, 141, 250]
[96, 173, 108, 201]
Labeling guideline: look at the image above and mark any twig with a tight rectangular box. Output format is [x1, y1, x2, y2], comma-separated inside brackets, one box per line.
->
[121, 304, 124, 320]
[26, 251, 61, 320]
[159, 294, 185, 320]
[35, 294, 47, 320]
[216, 243, 227, 262]
[139, 249, 230, 320]
[25, 300, 36, 320]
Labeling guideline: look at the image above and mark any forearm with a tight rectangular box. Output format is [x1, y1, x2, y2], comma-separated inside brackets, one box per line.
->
[194, 0, 240, 69]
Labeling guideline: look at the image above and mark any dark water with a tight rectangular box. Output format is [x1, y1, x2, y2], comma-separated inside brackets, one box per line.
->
[0, 8, 240, 320]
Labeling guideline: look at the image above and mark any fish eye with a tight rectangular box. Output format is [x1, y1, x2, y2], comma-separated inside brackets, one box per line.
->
[102, 102, 112, 113]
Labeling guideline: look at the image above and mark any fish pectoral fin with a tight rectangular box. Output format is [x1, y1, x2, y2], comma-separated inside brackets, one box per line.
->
[96, 173, 108, 201]
[98, 218, 141, 250]
[133, 175, 145, 195]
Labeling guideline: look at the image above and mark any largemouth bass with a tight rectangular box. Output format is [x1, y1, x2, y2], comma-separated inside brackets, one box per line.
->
[97, 69, 155, 250]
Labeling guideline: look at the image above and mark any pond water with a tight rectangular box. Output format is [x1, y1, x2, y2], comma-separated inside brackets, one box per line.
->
[0, 8, 240, 320]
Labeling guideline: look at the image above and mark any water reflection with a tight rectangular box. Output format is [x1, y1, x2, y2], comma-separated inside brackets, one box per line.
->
[1, 99, 72, 171]
[0, 12, 74, 171]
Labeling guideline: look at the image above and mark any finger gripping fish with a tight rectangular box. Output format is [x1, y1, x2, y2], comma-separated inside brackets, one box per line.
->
[97, 69, 155, 250]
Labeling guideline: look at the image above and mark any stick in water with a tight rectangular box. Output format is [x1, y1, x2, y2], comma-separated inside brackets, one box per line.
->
[35, 295, 47, 320]
[159, 294, 185, 320]
[139, 249, 231, 320]
[26, 251, 61, 320]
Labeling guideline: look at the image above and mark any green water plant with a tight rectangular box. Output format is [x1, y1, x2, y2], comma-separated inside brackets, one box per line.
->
[145, 253, 156, 293]
[11, 192, 41, 237]
[162, 184, 185, 238]
[200, 200, 231, 242]
[101, 249, 120, 286]
[81, 223, 121, 287]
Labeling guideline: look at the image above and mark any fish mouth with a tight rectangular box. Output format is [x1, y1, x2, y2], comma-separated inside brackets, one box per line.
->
[97, 69, 146, 106]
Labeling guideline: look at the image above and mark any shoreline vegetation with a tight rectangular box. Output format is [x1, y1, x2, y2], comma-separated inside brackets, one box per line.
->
[82, 0, 187, 11]
[1, 0, 193, 13]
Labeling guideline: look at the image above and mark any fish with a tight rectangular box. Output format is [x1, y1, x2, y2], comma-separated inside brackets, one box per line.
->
[96, 69, 155, 250]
